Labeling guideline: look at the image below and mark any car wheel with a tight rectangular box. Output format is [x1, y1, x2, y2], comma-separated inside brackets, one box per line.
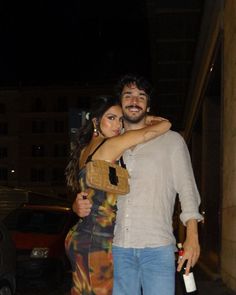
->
[0, 283, 13, 295]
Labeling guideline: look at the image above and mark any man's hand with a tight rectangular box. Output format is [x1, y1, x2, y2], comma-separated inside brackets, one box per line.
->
[177, 219, 200, 275]
[72, 191, 92, 217]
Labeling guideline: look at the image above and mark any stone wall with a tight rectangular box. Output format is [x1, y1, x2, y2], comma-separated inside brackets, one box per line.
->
[222, 0, 236, 291]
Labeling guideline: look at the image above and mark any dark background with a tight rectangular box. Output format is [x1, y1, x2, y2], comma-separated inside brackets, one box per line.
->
[1, 0, 208, 131]
[1, 0, 151, 86]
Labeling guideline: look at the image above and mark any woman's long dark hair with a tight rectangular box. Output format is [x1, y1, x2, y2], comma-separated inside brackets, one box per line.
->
[65, 96, 120, 192]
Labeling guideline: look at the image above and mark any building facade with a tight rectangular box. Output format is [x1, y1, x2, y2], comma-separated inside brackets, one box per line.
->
[0, 84, 112, 198]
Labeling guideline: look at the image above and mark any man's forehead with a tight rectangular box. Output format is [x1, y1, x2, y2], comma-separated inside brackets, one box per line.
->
[122, 83, 147, 94]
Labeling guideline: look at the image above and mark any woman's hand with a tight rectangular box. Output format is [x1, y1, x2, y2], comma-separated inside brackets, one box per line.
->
[72, 192, 92, 217]
[145, 115, 169, 126]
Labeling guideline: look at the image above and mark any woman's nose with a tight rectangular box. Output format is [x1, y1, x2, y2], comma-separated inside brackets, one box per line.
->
[115, 119, 122, 128]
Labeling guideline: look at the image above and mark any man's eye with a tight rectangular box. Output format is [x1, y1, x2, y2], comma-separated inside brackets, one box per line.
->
[139, 96, 146, 100]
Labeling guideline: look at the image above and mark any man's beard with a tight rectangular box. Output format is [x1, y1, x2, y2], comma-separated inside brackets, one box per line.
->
[123, 110, 146, 124]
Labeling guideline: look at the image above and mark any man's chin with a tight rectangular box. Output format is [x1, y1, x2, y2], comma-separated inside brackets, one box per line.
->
[124, 114, 146, 124]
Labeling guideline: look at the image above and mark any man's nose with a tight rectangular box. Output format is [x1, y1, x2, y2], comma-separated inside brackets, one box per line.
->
[130, 96, 138, 103]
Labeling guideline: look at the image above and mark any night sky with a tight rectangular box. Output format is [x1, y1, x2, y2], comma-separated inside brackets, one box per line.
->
[1, 0, 152, 86]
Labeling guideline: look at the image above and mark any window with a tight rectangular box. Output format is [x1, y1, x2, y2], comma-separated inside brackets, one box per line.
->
[32, 120, 46, 133]
[30, 168, 45, 182]
[52, 168, 65, 183]
[32, 145, 45, 157]
[0, 147, 8, 159]
[31, 98, 46, 112]
[56, 96, 68, 112]
[0, 167, 8, 181]
[4, 208, 68, 234]
[54, 120, 65, 133]
[0, 122, 8, 135]
[54, 144, 67, 157]
[77, 97, 90, 109]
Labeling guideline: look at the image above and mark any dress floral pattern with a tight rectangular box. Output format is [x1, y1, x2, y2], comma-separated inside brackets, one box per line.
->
[65, 168, 117, 295]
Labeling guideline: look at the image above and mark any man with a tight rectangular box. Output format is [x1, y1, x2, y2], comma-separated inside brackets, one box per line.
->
[73, 74, 203, 295]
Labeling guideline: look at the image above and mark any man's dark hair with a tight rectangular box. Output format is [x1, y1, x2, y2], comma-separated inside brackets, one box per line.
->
[115, 74, 153, 106]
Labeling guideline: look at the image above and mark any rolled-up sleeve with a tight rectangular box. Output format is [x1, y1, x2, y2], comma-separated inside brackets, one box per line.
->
[171, 135, 203, 225]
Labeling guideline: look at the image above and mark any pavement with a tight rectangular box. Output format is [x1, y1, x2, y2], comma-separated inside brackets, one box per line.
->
[197, 279, 236, 295]
[177, 265, 236, 295]
[16, 266, 236, 295]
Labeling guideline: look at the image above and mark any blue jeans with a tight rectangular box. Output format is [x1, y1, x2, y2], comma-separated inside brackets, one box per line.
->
[112, 244, 175, 295]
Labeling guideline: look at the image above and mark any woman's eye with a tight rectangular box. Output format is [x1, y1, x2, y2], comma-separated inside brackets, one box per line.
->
[107, 116, 115, 120]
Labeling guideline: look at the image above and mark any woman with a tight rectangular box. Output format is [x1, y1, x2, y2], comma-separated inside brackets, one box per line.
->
[65, 96, 171, 295]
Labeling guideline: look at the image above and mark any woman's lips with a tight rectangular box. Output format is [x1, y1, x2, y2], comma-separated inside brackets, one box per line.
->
[113, 130, 121, 135]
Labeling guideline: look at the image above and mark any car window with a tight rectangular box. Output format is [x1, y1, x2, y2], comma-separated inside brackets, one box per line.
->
[4, 209, 68, 234]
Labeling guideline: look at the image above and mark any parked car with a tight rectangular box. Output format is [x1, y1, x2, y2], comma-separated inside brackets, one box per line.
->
[3, 204, 77, 286]
[0, 221, 16, 295]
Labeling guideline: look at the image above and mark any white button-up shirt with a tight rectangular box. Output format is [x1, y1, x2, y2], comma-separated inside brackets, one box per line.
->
[113, 130, 203, 248]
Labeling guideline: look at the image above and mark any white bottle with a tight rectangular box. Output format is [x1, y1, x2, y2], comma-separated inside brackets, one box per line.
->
[177, 243, 198, 294]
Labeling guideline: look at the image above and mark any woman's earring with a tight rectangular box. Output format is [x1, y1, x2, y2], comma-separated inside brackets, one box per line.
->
[93, 126, 99, 137]
[92, 118, 99, 137]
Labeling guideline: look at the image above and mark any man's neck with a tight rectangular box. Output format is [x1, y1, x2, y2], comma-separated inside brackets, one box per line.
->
[124, 119, 146, 131]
